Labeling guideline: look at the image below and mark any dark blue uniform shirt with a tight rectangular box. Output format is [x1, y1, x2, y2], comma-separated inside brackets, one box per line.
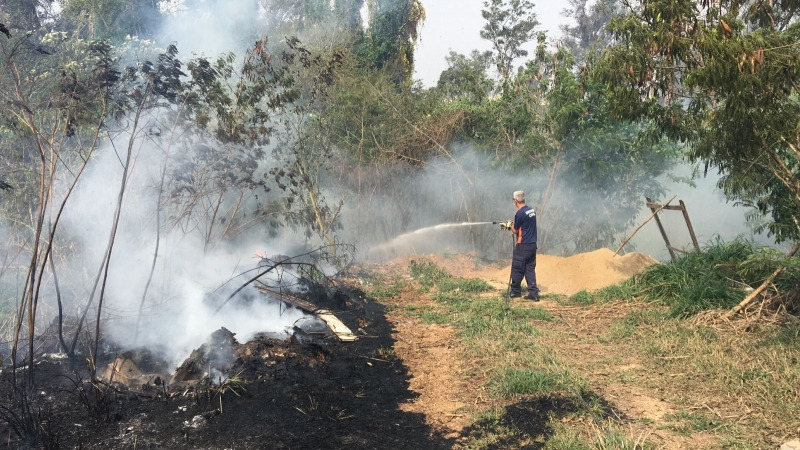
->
[514, 205, 537, 245]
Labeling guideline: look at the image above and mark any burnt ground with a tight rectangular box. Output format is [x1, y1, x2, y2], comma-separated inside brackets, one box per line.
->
[0, 281, 454, 450]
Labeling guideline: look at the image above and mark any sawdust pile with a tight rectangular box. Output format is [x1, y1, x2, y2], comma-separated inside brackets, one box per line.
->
[380, 248, 659, 296]
[493, 248, 659, 296]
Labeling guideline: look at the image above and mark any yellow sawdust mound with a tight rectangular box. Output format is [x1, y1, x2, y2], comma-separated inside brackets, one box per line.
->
[491, 248, 659, 296]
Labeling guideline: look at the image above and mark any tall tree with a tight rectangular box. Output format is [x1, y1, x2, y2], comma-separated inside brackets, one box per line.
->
[61, 0, 163, 39]
[437, 50, 495, 102]
[598, 0, 800, 243]
[358, 0, 425, 84]
[0, 0, 53, 30]
[480, 0, 538, 86]
[559, 0, 618, 64]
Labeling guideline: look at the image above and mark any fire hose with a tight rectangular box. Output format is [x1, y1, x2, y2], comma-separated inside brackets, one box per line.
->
[491, 220, 517, 305]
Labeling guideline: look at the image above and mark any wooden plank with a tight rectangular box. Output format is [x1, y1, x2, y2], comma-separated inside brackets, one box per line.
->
[614, 193, 678, 256]
[645, 203, 684, 211]
[316, 310, 358, 342]
[255, 286, 358, 342]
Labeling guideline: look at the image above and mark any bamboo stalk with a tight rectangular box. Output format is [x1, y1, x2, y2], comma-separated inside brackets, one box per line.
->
[725, 241, 800, 319]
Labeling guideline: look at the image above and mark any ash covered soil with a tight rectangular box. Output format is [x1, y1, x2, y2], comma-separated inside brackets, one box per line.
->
[0, 281, 452, 450]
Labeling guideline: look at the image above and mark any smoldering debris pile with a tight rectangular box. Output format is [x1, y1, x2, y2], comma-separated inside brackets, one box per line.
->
[101, 324, 333, 392]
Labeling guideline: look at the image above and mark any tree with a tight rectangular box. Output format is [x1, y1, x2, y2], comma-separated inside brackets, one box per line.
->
[559, 0, 618, 64]
[61, 0, 163, 40]
[0, 0, 56, 30]
[1, 19, 349, 383]
[597, 0, 800, 243]
[480, 0, 538, 86]
[437, 50, 495, 102]
[357, 0, 425, 85]
[259, 0, 337, 33]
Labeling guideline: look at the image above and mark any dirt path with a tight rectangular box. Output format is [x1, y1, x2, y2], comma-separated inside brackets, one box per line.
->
[388, 296, 718, 448]
[380, 253, 721, 448]
[391, 319, 474, 438]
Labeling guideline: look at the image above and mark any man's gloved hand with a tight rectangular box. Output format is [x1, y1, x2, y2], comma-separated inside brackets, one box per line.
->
[499, 220, 513, 231]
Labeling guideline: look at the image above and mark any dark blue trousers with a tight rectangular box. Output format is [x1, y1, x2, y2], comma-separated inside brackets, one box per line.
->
[511, 243, 539, 298]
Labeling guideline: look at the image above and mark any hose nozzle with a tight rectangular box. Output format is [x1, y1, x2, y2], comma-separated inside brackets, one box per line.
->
[494, 220, 513, 231]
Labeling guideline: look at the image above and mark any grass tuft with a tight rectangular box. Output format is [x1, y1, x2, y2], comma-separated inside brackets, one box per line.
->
[662, 411, 728, 435]
[489, 368, 560, 397]
[409, 260, 451, 289]
[366, 276, 406, 299]
[565, 290, 595, 305]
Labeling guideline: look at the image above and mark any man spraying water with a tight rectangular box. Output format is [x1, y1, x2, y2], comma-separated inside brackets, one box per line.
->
[506, 190, 540, 301]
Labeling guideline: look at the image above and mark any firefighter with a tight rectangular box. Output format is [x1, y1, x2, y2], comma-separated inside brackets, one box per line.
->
[507, 190, 539, 300]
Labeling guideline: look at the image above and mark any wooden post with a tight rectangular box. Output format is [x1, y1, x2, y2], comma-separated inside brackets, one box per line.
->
[679, 200, 700, 251]
[614, 194, 678, 256]
[647, 196, 677, 260]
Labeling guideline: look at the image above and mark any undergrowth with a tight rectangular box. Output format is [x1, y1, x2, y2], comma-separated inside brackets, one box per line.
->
[594, 238, 800, 317]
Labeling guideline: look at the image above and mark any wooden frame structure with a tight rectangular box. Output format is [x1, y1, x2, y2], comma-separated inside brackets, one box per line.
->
[645, 197, 700, 260]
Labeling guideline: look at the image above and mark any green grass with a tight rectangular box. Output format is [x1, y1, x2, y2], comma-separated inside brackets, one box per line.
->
[603, 309, 667, 341]
[543, 426, 591, 450]
[366, 276, 406, 299]
[560, 238, 800, 318]
[440, 277, 493, 293]
[592, 428, 657, 450]
[564, 290, 595, 305]
[488, 368, 561, 397]
[626, 237, 781, 317]
[759, 323, 800, 349]
[409, 259, 451, 290]
[662, 411, 728, 435]
[381, 254, 800, 449]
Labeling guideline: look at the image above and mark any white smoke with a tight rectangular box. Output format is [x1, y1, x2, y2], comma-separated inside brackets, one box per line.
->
[336, 147, 779, 263]
[43, 124, 311, 365]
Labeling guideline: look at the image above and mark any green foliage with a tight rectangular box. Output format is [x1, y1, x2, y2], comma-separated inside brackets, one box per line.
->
[356, 0, 424, 85]
[593, 283, 637, 302]
[559, 0, 619, 64]
[627, 238, 789, 317]
[480, 0, 538, 83]
[315, 64, 436, 163]
[566, 290, 595, 305]
[61, 0, 163, 40]
[598, 0, 800, 243]
[436, 50, 495, 102]
[438, 27, 677, 253]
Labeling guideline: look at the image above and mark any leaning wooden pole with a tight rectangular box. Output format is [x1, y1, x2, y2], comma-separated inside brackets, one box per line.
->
[614, 194, 678, 256]
[725, 241, 800, 319]
[679, 200, 701, 251]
